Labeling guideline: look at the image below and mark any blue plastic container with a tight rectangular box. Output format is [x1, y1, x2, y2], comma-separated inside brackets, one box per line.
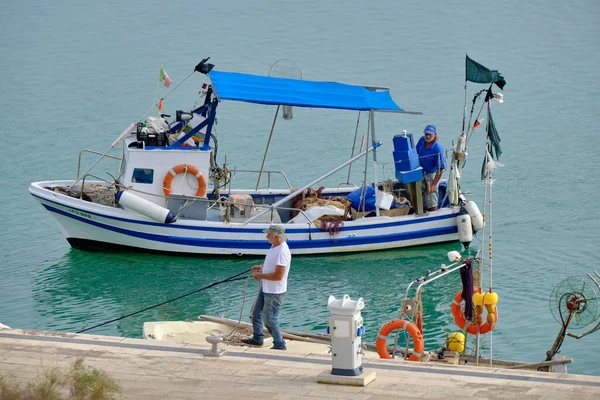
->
[347, 186, 376, 211]
[347, 186, 398, 211]
[393, 133, 415, 151]
[393, 148, 420, 172]
[396, 167, 424, 184]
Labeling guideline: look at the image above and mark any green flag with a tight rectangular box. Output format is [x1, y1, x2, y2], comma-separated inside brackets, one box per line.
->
[466, 55, 506, 89]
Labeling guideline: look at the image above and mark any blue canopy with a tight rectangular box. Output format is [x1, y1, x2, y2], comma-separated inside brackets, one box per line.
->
[208, 70, 404, 112]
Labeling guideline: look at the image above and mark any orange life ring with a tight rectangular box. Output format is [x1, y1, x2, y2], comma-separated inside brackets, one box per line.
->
[451, 290, 498, 335]
[163, 164, 207, 197]
[376, 319, 424, 361]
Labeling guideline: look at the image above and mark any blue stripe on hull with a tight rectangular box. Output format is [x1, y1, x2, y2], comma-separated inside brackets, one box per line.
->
[42, 203, 458, 251]
[32, 192, 457, 233]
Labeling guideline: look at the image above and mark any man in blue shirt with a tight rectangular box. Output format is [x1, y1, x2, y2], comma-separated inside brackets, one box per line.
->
[416, 124, 445, 211]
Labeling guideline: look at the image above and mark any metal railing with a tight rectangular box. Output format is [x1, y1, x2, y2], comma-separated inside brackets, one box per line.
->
[201, 195, 315, 225]
[229, 168, 293, 190]
[77, 149, 122, 179]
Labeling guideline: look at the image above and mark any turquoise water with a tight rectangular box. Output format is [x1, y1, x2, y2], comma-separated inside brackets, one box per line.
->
[1, 0, 599, 375]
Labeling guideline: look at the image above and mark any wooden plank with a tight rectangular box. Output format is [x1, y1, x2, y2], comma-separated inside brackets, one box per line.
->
[505, 358, 574, 370]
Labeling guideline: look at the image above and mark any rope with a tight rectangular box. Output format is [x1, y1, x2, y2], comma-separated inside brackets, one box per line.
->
[222, 274, 262, 344]
[236, 275, 260, 327]
[76, 268, 251, 334]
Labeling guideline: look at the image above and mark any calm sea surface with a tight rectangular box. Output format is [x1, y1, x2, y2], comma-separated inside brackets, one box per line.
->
[1, 0, 599, 375]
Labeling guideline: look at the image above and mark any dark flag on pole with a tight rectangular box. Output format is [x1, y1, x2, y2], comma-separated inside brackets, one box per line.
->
[466, 55, 507, 90]
[485, 85, 494, 102]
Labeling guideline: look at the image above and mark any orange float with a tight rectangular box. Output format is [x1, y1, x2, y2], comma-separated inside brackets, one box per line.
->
[415, 311, 423, 334]
[163, 164, 207, 197]
[376, 319, 424, 361]
[451, 290, 498, 335]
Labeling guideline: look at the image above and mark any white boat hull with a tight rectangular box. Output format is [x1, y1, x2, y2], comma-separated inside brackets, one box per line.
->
[30, 181, 460, 256]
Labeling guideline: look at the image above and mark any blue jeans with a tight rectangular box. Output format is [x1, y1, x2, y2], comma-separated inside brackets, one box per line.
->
[251, 289, 286, 348]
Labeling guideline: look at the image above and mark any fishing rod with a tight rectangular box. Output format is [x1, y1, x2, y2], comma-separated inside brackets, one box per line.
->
[76, 268, 251, 334]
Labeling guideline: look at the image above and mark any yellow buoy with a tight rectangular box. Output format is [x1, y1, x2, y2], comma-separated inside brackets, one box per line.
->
[473, 292, 486, 306]
[446, 331, 465, 353]
[483, 291, 499, 305]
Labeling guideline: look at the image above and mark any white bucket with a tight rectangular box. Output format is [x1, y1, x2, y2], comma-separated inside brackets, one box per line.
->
[375, 191, 394, 210]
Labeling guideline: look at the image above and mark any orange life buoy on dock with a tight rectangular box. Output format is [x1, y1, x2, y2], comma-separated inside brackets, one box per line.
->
[451, 290, 498, 335]
[376, 319, 424, 361]
[163, 164, 207, 197]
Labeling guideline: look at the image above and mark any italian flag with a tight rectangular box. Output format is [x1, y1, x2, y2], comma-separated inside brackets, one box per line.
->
[159, 67, 173, 88]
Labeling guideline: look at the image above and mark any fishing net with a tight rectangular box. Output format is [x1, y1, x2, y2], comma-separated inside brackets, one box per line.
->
[550, 275, 599, 329]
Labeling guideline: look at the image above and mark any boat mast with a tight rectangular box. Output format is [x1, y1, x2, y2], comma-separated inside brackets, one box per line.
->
[255, 105, 281, 190]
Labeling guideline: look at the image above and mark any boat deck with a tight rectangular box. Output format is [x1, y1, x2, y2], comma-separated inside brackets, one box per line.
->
[0, 328, 599, 399]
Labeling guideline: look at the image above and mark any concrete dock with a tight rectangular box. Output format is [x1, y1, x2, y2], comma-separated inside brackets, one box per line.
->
[0, 328, 599, 399]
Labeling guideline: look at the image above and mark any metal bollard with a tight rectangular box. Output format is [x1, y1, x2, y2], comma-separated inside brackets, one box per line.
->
[205, 335, 226, 357]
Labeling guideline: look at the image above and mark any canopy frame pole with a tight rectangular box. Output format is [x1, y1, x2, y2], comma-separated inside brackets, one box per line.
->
[346, 111, 361, 185]
[256, 105, 280, 190]
[369, 110, 380, 217]
[359, 117, 371, 214]
[244, 143, 380, 224]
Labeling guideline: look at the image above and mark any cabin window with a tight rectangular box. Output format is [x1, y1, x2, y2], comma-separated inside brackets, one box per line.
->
[132, 168, 154, 184]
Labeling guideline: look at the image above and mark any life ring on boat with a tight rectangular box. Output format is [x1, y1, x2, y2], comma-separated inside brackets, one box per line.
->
[451, 290, 498, 334]
[376, 319, 424, 361]
[163, 164, 207, 197]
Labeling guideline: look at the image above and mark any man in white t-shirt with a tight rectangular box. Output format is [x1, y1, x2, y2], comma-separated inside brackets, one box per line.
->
[241, 225, 291, 350]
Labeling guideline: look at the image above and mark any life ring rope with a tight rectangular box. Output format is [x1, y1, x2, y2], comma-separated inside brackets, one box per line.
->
[163, 164, 207, 197]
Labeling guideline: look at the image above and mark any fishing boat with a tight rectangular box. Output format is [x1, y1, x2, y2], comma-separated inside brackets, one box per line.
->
[30, 57, 484, 256]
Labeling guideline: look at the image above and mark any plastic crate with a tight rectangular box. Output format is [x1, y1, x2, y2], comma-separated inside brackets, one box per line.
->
[136, 123, 167, 146]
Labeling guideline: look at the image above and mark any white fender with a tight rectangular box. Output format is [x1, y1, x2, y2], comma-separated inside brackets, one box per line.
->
[464, 200, 484, 231]
[116, 191, 176, 223]
[447, 166, 459, 205]
[457, 213, 473, 248]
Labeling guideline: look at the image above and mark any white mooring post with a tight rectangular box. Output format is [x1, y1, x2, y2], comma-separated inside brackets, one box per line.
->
[317, 295, 376, 387]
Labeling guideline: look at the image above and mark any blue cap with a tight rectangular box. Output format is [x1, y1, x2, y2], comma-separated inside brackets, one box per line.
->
[423, 124, 437, 134]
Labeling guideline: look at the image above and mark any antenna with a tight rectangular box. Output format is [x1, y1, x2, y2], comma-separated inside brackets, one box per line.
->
[268, 59, 302, 120]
